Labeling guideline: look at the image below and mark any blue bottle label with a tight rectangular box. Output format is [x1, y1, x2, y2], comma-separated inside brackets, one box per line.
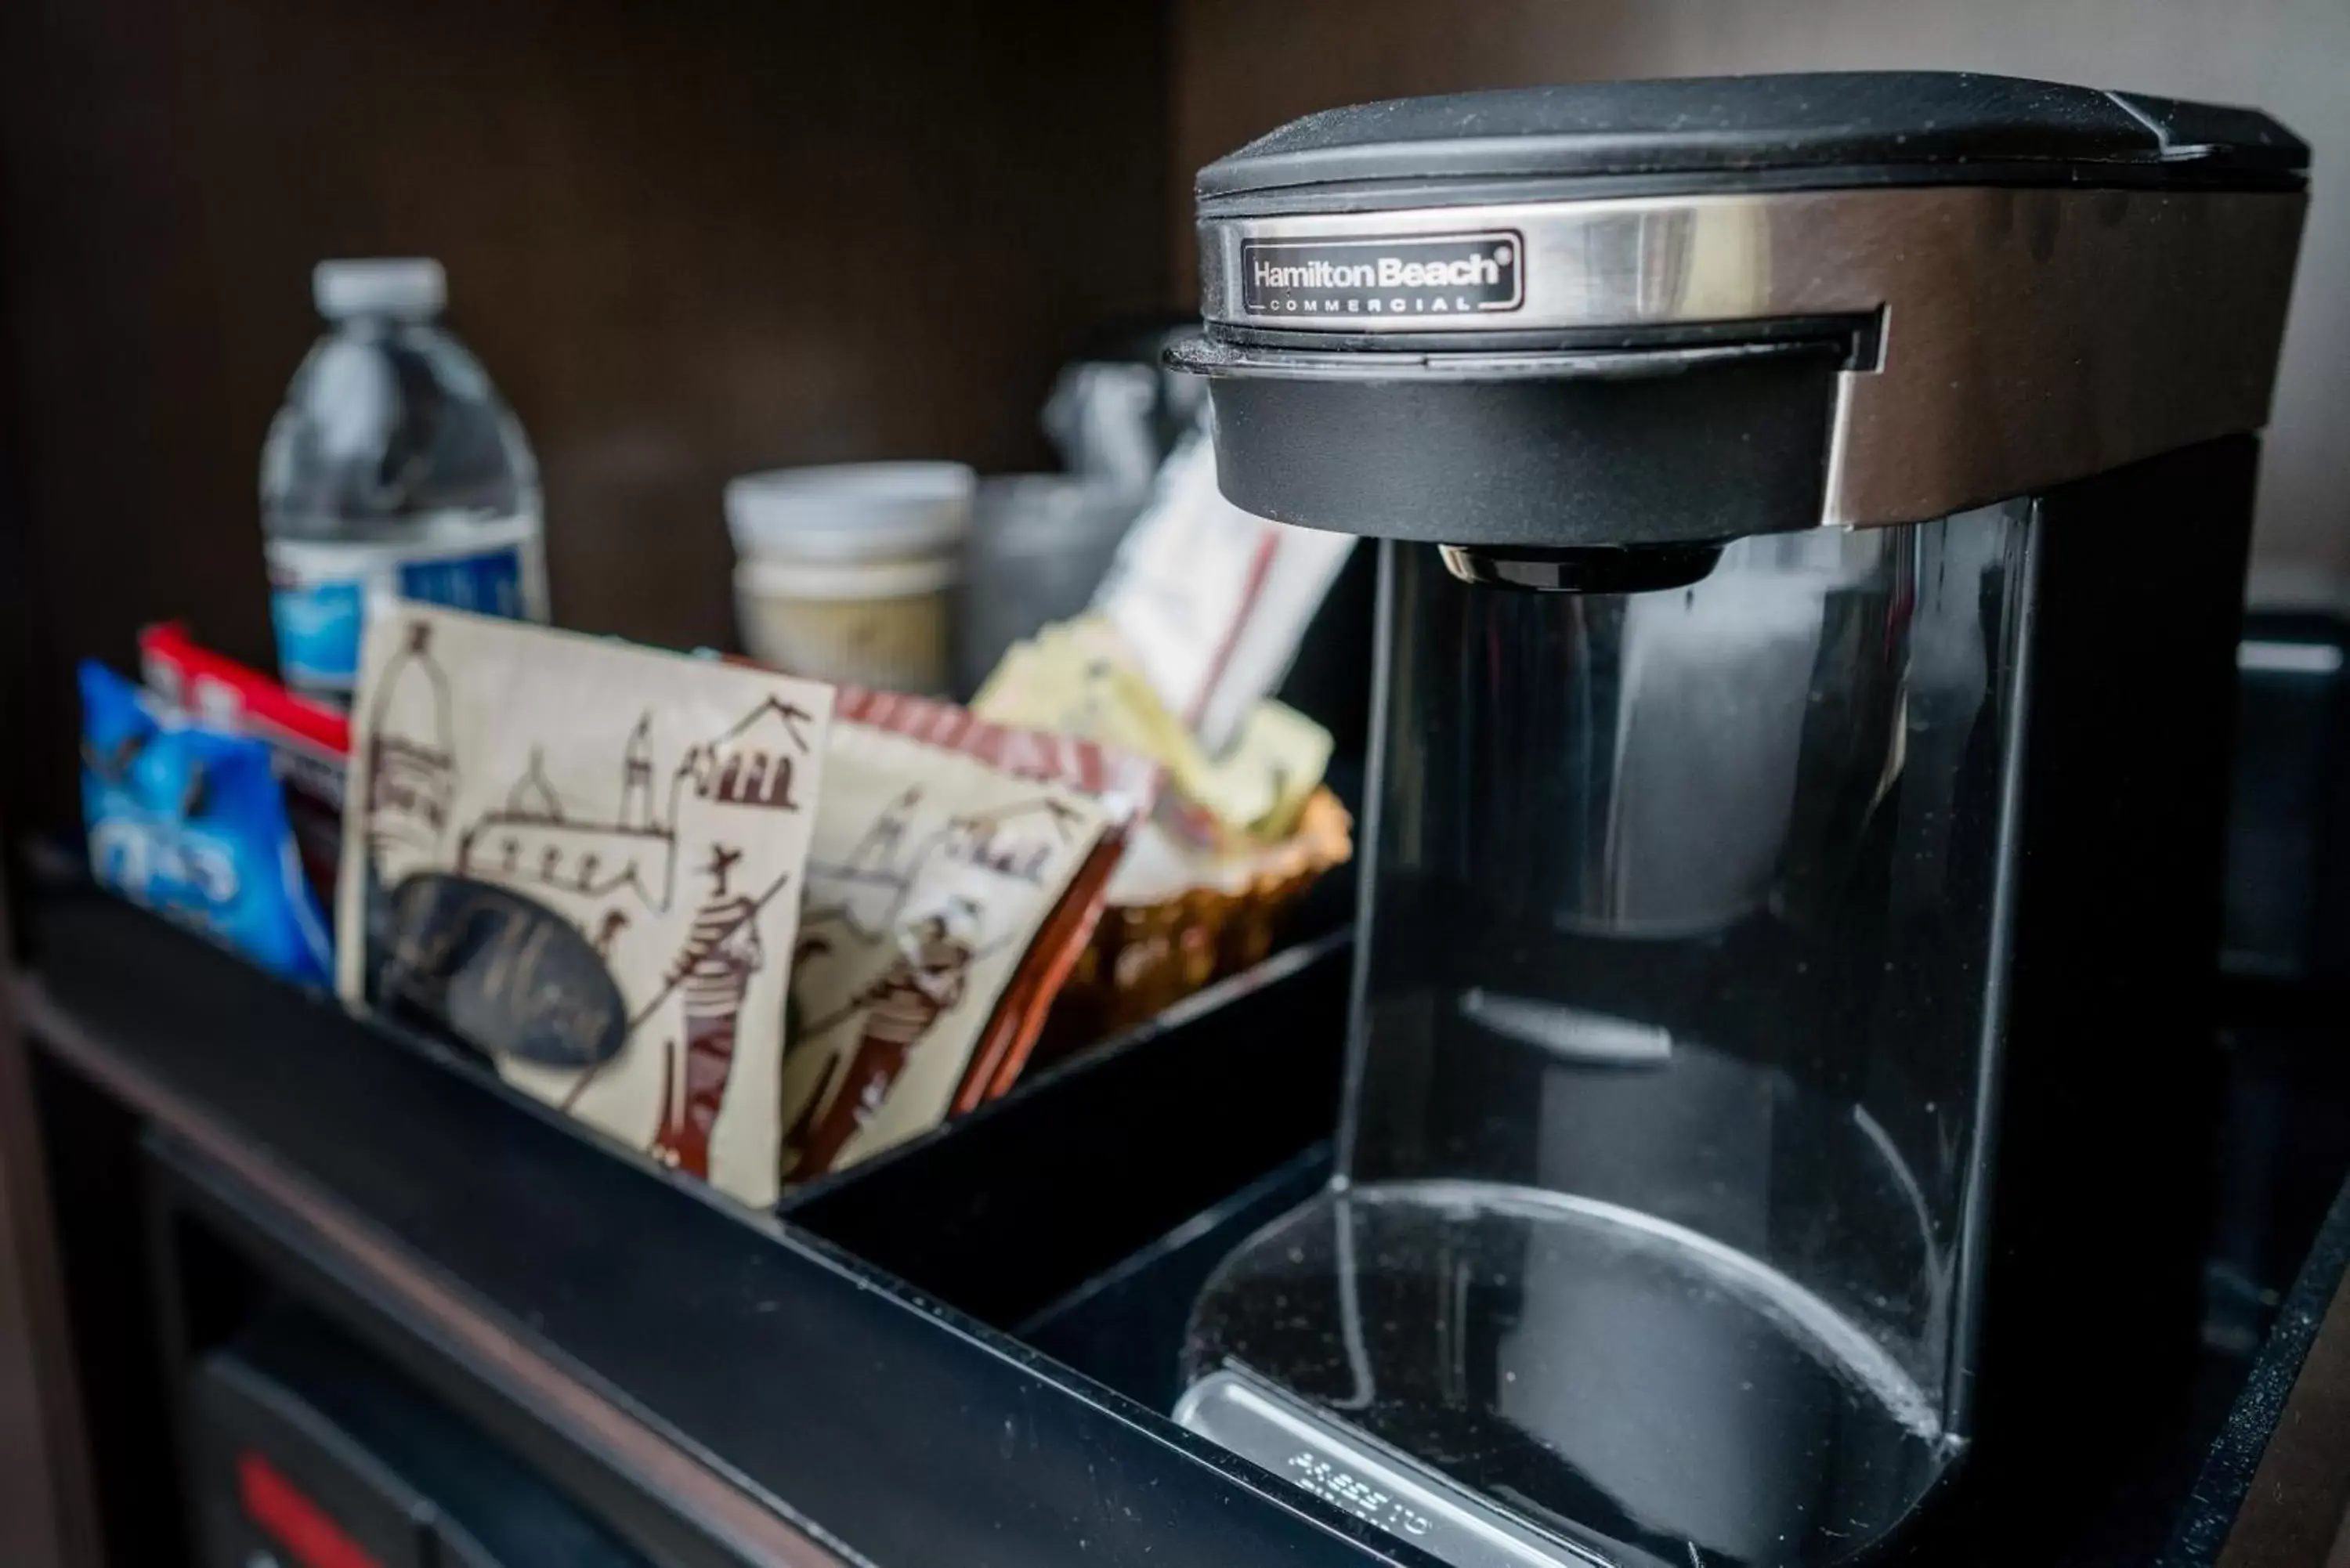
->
[398, 546, 527, 618]
[267, 518, 545, 694]
[272, 574, 367, 690]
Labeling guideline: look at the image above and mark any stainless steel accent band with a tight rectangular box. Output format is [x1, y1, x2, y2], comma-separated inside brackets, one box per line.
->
[1198, 187, 2305, 528]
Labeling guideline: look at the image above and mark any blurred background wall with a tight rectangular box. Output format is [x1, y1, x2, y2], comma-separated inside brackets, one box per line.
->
[0, 0, 1170, 840]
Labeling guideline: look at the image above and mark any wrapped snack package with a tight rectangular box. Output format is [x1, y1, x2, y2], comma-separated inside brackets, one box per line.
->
[81, 661, 335, 985]
[338, 603, 833, 1208]
[776, 687, 1147, 1183]
[973, 616, 1352, 1045]
[967, 428, 1360, 1045]
[139, 623, 349, 912]
[1092, 428, 1356, 753]
[973, 616, 1328, 845]
[833, 685, 1158, 822]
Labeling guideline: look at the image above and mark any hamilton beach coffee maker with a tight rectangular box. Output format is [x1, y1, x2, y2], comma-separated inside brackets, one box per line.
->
[1169, 75, 2308, 1566]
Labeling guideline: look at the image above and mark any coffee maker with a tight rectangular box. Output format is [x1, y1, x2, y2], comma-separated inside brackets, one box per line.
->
[1169, 74, 2308, 1566]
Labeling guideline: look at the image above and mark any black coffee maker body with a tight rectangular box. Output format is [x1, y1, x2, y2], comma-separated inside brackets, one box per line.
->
[1170, 74, 2308, 1568]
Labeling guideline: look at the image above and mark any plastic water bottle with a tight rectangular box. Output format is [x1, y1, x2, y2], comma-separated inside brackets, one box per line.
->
[262, 258, 547, 699]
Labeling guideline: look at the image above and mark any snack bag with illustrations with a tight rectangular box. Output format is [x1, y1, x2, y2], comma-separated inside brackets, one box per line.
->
[339, 603, 832, 1207]
[777, 692, 1133, 1183]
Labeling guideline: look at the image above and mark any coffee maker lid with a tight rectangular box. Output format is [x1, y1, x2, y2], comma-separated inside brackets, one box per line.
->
[1198, 72, 2308, 208]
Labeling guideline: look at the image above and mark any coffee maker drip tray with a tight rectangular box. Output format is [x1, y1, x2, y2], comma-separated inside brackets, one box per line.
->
[1180, 1183, 1958, 1568]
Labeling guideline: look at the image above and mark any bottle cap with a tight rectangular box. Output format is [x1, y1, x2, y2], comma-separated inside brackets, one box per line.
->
[313, 258, 446, 321]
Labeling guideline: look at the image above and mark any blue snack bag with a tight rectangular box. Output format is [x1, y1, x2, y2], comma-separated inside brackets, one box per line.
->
[80, 661, 334, 985]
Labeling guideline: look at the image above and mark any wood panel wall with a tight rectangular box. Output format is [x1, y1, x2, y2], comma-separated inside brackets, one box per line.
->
[0, 934, 96, 1568]
[1170, 0, 2350, 599]
[0, 0, 1171, 842]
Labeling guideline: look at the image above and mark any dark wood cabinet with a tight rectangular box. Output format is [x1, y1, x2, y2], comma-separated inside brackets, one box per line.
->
[5, 7, 2350, 1565]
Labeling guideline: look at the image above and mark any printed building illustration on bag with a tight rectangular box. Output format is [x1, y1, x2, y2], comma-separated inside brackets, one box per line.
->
[783, 769, 1104, 1181]
[360, 615, 822, 1194]
[450, 699, 812, 913]
[363, 621, 457, 882]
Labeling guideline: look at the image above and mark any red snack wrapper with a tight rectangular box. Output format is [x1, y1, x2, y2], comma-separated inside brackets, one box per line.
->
[832, 684, 1159, 826]
[139, 623, 350, 911]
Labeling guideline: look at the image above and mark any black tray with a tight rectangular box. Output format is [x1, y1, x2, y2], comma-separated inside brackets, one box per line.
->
[24, 885, 2350, 1568]
[24, 887, 1422, 1568]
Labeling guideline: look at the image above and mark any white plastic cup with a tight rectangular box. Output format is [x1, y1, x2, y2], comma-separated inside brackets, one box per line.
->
[725, 462, 974, 694]
[957, 475, 1141, 695]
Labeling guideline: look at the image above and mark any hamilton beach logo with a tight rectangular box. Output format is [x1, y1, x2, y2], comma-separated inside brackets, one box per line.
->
[1240, 231, 1523, 317]
[1249, 250, 1508, 292]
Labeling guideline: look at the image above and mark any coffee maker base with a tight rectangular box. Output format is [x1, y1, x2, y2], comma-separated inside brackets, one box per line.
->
[1181, 1183, 1959, 1568]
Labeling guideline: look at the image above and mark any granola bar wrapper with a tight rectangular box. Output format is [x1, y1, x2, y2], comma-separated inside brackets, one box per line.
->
[776, 688, 1145, 1184]
[338, 603, 833, 1208]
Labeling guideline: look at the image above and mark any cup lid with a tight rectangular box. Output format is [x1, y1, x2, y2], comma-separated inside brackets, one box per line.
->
[726, 462, 975, 563]
[314, 258, 446, 320]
